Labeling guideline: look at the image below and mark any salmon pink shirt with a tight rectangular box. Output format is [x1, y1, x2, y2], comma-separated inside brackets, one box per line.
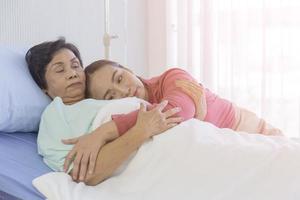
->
[112, 68, 235, 135]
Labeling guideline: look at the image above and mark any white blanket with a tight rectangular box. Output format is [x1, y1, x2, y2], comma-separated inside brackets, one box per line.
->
[33, 117, 300, 200]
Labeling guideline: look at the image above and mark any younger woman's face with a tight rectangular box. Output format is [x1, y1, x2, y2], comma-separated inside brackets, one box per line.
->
[44, 48, 86, 104]
[88, 65, 148, 101]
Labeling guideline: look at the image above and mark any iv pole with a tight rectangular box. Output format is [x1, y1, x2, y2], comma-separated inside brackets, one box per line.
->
[103, 0, 118, 59]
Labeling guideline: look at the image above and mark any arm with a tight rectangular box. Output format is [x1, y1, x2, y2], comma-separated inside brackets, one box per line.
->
[85, 102, 182, 185]
[84, 124, 148, 185]
[175, 79, 207, 120]
[158, 68, 203, 119]
[64, 101, 182, 184]
[112, 68, 204, 135]
[63, 120, 119, 181]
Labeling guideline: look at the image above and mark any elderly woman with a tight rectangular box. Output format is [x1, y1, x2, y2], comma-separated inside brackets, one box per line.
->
[25, 38, 184, 185]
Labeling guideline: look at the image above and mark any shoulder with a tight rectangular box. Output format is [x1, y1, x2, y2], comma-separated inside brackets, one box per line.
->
[163, 67, 189, 76]
[40, 97, 62, 119]
[160, 68, 195, 84]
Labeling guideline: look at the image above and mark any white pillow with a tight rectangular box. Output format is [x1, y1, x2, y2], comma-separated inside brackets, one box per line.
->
[0, 45, 51, 132]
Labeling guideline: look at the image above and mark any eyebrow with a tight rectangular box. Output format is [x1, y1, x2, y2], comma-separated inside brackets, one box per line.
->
[70, 57, 79, 63]
[51, 62, 63, 68]
[51, 57, 78, 68]
[103, 69, 118, 99]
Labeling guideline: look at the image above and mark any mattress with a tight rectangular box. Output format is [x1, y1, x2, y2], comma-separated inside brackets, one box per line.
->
[0, 132, 52, 200]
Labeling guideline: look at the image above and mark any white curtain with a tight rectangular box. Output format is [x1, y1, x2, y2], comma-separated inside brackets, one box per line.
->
[148, 0, 300, 137]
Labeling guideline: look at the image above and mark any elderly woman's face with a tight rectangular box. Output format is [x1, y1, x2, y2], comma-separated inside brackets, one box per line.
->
[44, 48, 86, 104]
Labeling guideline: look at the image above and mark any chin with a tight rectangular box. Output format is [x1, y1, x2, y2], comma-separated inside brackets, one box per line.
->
[68, 90, 85, 98]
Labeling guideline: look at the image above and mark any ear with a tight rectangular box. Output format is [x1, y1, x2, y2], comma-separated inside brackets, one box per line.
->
[42, 88, 53, 99]
[42, 89, 48, 95]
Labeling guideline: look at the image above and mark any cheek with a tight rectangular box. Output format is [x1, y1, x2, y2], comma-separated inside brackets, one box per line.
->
[47, 78, 66, 96]
[126, 74, 140, 86]
[91, 83, 106, 99]
[79, 73, 86, 88]
[79, 71, 86, 81]
[90, 75, 109, 98]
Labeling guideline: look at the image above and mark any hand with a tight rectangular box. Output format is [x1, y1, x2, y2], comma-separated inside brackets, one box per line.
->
[62, 121, 118, 182]
[175, 79, 207, 120]
[135, 100, 183, 138]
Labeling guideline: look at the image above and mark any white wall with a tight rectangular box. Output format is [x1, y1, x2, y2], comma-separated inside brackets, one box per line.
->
[109, 0, 148, 76]
[146, 0, 168, 78]
[0, 0, 148, 75]
[125, 0, 148, 76]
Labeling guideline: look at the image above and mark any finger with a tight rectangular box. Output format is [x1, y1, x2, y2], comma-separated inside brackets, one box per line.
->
[188, 93, 200, 101]
[139, 103, 146, 112]
[164, 107, 181, 118]
[72, 152, 83, 181]
[179, 84, 201, 100]
[195, 114, 203, 120]
[166, 117, 183, 124]
[159, 123, 178, 134]
[176, 80, 203, 92]
[175, 79, 191, 87]
[79, 153, 90, 181]
[156, 100, 168, 112]
[175, 79, 185, 85]
[180, 82, 201, 94]
[62, 137, 79, 145]
[177, 79, 199, 88]
[88, 152, 96, 175]
[64, 149, 77, 172]
[167, 123, 178, 129]
[176, 81, 197, 94]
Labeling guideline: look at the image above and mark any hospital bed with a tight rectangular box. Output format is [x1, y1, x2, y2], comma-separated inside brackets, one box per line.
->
[0, 45, 52, 200]
[0, 132, 51, 200]
[2, 44, 300, 200]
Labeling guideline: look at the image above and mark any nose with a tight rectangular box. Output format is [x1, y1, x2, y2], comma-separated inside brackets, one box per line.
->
[66, 69, 78, 80]
[113, 85, 130, 98]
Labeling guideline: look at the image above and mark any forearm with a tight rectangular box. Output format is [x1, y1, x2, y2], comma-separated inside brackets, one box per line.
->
[93, 120, 119, 142]
[85, 125, 149, 185]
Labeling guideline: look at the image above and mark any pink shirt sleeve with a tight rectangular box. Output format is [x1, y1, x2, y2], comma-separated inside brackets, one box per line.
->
[111, 110, 139, 136]
[112, 68, 199, 135]
[111, 104, 156, 136]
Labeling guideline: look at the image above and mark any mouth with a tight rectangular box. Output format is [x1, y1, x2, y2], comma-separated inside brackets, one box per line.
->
[68, 82, 82, 88]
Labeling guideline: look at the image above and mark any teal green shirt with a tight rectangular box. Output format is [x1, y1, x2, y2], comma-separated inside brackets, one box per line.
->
[37, 97, 109, 172]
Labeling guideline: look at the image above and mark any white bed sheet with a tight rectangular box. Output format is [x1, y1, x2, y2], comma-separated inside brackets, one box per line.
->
[33, 119, 300, 200]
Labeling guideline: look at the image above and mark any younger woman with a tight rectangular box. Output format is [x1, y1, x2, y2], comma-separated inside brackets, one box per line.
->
[85, 60, 283, 137]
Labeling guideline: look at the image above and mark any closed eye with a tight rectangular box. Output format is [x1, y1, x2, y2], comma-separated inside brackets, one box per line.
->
[107, 93, 114, 100]
[72, 65, 80, 68]
[117, 75, 122, 83]
[55, 67, 64, 73]
[105, 91, 114, 100]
